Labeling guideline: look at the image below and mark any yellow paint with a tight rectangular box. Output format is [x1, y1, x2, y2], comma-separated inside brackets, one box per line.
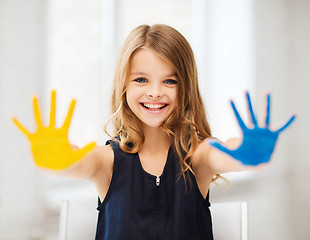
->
[12, 90, 96, 170]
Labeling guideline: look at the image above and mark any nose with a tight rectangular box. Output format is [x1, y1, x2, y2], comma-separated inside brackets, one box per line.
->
[147, 83, 162, 99]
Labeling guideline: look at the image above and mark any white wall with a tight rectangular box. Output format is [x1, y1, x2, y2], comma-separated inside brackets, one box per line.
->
[254, 0, 310, 239]
[286, 0, 310, 239]
[0, 0, 49, 238]
[211, 0, 310, 239]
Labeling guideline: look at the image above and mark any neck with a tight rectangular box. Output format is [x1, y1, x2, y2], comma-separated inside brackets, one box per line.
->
[141, 126, 171, 153]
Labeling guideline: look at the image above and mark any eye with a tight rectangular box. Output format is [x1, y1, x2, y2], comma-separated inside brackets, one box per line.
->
[164, 79, 178, 85]
[134, 78, 147, 83]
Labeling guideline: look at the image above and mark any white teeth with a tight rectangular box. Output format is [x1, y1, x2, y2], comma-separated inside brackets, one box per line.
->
[143, 103, 165, 109]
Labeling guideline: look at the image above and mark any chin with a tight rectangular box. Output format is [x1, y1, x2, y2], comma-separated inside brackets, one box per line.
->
[142, 120, 165, 128]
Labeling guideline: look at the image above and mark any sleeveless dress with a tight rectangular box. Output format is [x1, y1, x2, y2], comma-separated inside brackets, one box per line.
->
[95, 140, 213, 240]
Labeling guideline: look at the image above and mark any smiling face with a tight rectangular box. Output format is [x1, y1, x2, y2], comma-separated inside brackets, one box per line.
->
[126, 47, 178, 129]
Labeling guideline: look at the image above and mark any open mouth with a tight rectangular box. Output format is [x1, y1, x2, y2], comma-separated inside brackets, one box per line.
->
[140, 103, 168, 111]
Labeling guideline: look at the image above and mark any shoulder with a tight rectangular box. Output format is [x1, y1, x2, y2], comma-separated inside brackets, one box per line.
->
[97, 141, 114, 153]
[96, 144, 114, 160]
[96, 144, 114, 168]
[191, 138, 215, 178]
[191, 138, 215, 197]
[89, 144, 114, 182]
[191, 138, 213, 169]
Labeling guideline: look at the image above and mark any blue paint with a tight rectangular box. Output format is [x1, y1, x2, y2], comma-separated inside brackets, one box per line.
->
[208, 92, 296, 166]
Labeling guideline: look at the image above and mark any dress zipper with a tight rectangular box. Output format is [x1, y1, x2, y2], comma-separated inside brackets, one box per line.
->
[156, 176, 160, 186]
[155, 176, 160, 239]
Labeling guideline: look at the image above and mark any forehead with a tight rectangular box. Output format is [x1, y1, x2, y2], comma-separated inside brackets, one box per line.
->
[130, 47, 176, 77]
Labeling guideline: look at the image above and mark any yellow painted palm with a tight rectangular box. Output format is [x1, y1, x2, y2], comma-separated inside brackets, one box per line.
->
[12, 90, 96, 170]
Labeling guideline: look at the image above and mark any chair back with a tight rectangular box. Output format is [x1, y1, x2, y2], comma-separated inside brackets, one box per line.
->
[58, 200, 98, 240]
[211, 201, 248, 240]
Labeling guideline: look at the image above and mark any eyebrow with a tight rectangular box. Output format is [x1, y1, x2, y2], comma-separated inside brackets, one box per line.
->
[130, 72, 178, 78]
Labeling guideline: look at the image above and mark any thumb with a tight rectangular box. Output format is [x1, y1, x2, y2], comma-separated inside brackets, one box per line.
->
[12, 117, 31, 137]
[207, 139, 232, 156]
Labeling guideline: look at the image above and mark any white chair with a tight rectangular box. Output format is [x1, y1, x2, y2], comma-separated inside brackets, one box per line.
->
[211, 201, 248, 240]
[58, 200, 248, 240]
[58, 200, 98, 240]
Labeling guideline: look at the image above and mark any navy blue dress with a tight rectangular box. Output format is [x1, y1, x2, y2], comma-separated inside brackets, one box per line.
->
[95, 140, 213, 240]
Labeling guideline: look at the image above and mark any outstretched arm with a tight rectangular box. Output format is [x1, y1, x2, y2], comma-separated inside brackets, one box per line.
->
[12, 90, 105, 179]
[195, 91, 296, 174]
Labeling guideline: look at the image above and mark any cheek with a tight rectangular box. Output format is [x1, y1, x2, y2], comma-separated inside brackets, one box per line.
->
[170, 89, 178, 105]
[125, 91, 133, 109]
[126, 86, 139, 109]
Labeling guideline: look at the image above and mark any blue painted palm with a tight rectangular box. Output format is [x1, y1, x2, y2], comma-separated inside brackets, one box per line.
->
[209, 92, 296, 166]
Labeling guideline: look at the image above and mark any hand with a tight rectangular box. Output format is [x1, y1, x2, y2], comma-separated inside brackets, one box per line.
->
[12, 90, 96, 170]
[208, 92, 296, 166]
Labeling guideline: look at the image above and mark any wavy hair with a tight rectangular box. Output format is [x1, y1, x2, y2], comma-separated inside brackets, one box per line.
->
[104, 24, 220, 185]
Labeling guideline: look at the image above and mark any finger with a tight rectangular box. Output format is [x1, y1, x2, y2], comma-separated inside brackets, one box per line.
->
[275, 114, 296, 133]
[230, 100, 247, 129]
[61, 99, 76, 131]
[79, 142, 97, 157]
[12, 117, 31, 137]
[246, 91, 258, 126]
[265, 93, 271, 127]
[208, 139, 233, 156]
[33, 96, 43, 127]
[49, 90, 56, 127]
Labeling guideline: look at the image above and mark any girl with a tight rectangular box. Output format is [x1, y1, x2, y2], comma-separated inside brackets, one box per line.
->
[13, 24, 295, 240]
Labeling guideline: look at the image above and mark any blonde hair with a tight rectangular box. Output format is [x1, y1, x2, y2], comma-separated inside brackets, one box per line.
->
[105, 24, 220, 184]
